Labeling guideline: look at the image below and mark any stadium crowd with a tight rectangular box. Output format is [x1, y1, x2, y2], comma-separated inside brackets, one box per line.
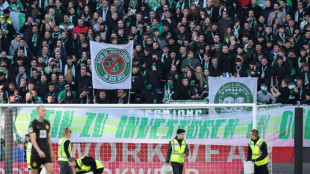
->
[0, 0, 309, 105]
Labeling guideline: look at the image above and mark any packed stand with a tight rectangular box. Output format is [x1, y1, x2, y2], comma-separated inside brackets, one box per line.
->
[0, 0, 308, 105]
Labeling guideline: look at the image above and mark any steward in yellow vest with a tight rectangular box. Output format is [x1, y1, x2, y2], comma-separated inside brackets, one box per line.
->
[58, 127, 73, 174]
[25, 134, 42, 173]
[165, 129, 189, 174]
[68, 156, 104, 174]
[247, 129, 269, 174]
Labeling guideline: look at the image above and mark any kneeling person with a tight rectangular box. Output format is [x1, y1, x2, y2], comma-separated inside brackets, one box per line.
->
[68, 156, 104, 174]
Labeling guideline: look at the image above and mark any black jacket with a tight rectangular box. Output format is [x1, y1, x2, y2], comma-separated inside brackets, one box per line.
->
[0, 36, 9, 53]
[233, 64, 248, 77]
[208, 65, 221, 77]
[19, 23, 34, 47]
[36, 83, 49, 99]
[165, 136, 189, 163]
[247, 137, 268, 163]
[273, 62, 290, 84]
[178, 85, 191, 100]
[218, 53, 234, 74]
[145, 64, 163, 90]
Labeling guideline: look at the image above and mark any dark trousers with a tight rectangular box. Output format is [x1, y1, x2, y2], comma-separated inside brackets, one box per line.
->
[171, 162, 183, 174]
[59, 161, 73, 174]
[94, 168, 104, 174]
[255, 164, 269, 174]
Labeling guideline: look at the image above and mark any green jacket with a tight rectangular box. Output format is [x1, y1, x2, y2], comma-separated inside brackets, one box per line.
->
[152, 23, 164, 35]
[148, 0, 161, 11]
[167, 0, 177, 9]
[181, 57, 201, 69]
[9, 2, 24, 12]
[58, 90, 76, 100]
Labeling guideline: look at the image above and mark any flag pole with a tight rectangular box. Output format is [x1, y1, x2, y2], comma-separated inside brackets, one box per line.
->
[128, 89, 131, 104]
[93, 88, 96, 103]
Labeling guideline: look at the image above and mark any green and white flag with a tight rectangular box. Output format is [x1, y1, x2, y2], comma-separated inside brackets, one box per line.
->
[208, 77, 258, 114]
[90, 41, 133, 89]
[10, 12, 25, 32]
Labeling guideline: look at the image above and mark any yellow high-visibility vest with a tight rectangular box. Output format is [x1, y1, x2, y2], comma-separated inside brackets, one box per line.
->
[26, 142, 32, 169]
[249, 138, 268, 166]
[76, 156, 104, 173]
[58, 137, 71, 162]
[170, 139, 187, 164]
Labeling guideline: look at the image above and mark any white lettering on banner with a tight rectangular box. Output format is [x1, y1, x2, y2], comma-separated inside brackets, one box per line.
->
[95, 143, 117, 162]
[227, 146, 246, 162]
[147, 143, 165, 162]
[187, 145, 199, 162]
[123, 143, 141, 162]
[205, 145, 219, 162]
[72, 143, 91, 158]
[95, 143, 102, 161]
[14, 106, 310, 147]
[129, 109, 204, 117]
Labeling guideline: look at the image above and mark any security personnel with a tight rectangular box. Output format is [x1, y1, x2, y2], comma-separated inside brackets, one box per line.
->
[247, 129, 269, 174]
[165, 129, 189, 174]
[25, 134, 32, 169]
[68, 156, 104, 174]
[25, 134, 42, 173]
[58, 127, 73, 174]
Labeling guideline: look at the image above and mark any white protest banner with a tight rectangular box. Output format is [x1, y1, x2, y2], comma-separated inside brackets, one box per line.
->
[90, 41, 133, 89]
[13, 106, 310, 147]
[208, 77, 258, 114]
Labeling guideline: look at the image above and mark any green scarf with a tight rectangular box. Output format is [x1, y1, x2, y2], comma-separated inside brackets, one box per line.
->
[32, 33, 37, 47]
[1, 23, 7, 36]
[167, 81, 173, 89]
[187, 58, 192, 66]
[261, 84, 267, 95]
[130, 1, 137, 8]
[190, 81, 195, 86]
[298, 57, 308, 67]
[146, 84, 152, 90]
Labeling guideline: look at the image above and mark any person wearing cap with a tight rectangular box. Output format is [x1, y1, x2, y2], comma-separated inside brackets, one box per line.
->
[301, 91, 310, 105]
[165, 129, 189, 174]
[257, 84, 276, 104]
[57, 84, 76, 104]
